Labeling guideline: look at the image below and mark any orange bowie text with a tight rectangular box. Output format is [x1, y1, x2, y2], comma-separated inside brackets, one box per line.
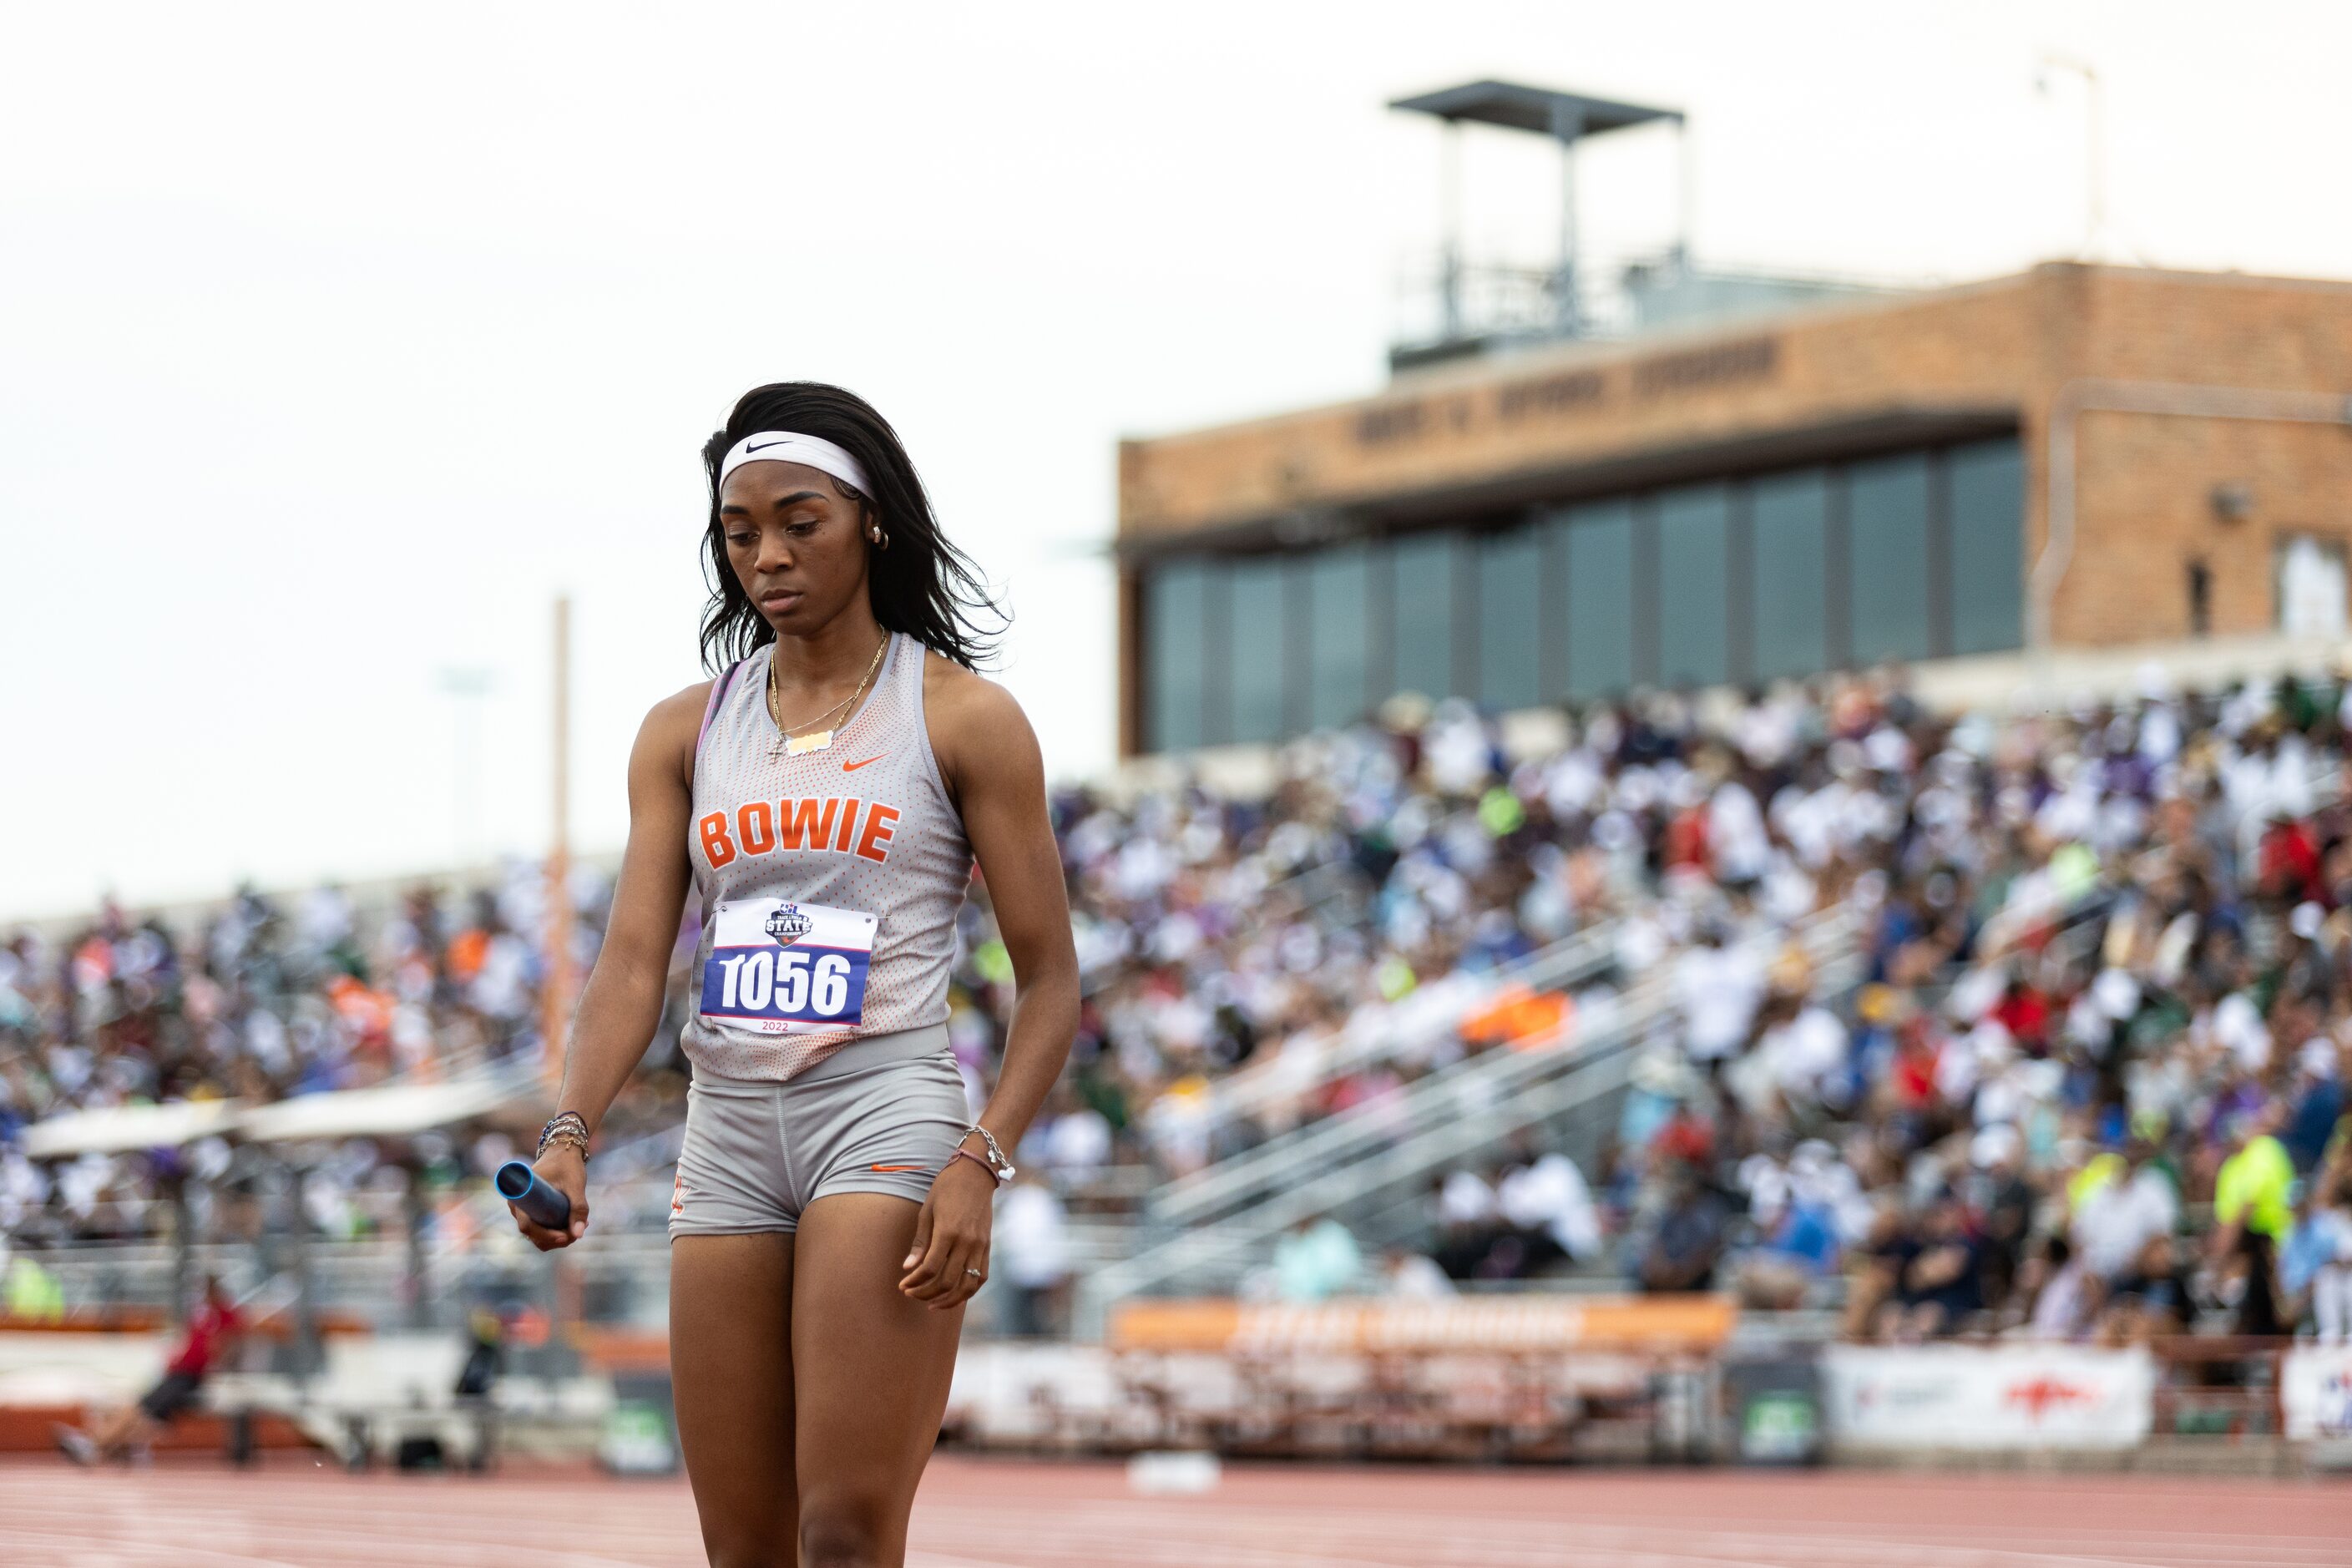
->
[700, 798, 901, 869]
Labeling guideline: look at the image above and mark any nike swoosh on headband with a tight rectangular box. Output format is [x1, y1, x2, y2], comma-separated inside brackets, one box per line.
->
[718, 431, 873, 498]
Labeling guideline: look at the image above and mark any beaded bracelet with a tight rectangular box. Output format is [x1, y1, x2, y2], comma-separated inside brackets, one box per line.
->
[537, 1111, 591, 1161]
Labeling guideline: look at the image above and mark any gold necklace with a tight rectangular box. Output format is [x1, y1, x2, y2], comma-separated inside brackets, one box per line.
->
[767, 635, 888, 758]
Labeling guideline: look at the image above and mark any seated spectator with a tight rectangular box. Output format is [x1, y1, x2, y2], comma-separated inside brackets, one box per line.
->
[2097, 1234, 2192, 1345]
[1429, 1166, 1498, 1279]
[2071, 1140, 2179, 1282]
[2022, 1233, 2102, 1341]
[1844, 1201, 1909, 1342]
[1271, 1213, 1363, 1303]
[1732, 1188, 1842, 1310]
[2279, 1170, 2352, 1341]
[1970, 1126, 2036, 1317]
[1022, 1085, 1114, 1180]
[1632, 1162, 1727, 1295]
[1494, 1144, 1602, 1267]
[1876, 1190, 1985, 1342]
[2283, 1039, 2344, 1173]
[1676, 922, 1763, 1069]
[1377, 1244, 1457, 1301]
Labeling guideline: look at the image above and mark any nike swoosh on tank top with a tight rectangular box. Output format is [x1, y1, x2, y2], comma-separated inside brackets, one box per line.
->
[682, 631, 973, 1081]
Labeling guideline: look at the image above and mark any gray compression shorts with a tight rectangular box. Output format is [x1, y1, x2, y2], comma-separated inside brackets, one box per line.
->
[668, 1024, 969, 1238]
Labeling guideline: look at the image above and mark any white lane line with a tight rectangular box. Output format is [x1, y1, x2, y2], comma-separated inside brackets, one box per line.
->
[1002, 1532, 1400, 1568]
[1887, 1545, 2350, 1568]
[912, 1512, 1828, 1568]
[1525, 1526, 2324, 1568]
[1834, 1532, 2352, 1560]
[1084, 1502, 2352, 1568]
[0, 1524, 311, 1568]
[910, 1508, 2312, 1568]
[0, 1508, 683, 1565]
[0, 1495, 692, 1568]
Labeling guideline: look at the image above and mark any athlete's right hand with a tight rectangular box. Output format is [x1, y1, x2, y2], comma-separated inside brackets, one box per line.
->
[512, 1147, 589, 1250]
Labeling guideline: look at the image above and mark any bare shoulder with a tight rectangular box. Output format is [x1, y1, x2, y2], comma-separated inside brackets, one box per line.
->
[645, 677, 716, 741]
[637, 677, 717, 786]
[921, 651, 1039, 782]
[922, 650, 1025, 730]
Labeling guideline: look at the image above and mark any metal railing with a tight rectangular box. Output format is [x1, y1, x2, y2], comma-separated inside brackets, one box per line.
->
[1074, 904, 1862, 1334]
[24, 1199, 1146, 1329]
[1184, 913, 1628, 1159]
[1151, 904, 1847, 1235]
[1388, 248, 1914, 357]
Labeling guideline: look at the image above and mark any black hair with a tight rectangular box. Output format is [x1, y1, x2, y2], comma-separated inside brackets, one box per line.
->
[698, 382, 1004, 673]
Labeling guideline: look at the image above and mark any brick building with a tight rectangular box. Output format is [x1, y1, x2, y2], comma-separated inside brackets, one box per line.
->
[1115, 262, 2352, 756]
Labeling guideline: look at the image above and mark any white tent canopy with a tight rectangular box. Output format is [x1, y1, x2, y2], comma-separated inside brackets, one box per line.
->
[20, 1097, 245, 1160]
[233, 1073, 536, 1144]
[18, 1070, 538, 1157]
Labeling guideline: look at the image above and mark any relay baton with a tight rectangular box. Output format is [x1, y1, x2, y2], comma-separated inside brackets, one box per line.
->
[496, 1160, 574, 1232]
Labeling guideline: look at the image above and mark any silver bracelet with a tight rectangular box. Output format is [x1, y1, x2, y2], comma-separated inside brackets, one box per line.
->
[961, 1123, 1015, 1182]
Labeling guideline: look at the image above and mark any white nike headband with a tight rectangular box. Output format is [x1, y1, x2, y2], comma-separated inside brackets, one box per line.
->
[716, 431, 873, 499]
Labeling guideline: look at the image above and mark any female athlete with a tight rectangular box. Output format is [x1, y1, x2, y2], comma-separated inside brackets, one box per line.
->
[509, 382, 1078, 1567]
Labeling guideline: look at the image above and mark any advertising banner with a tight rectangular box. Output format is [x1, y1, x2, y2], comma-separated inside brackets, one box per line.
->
[2282, 1346, 2352, 1441]
[1105, 1295, 1736, 1354]
[1822, 1344, 2153, 1450]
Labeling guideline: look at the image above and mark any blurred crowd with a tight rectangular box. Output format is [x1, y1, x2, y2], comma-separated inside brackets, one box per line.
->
[1348, 669, 2352, 1344]
[8, 659, 2352, 1352]
[0, 862, 669, 1247]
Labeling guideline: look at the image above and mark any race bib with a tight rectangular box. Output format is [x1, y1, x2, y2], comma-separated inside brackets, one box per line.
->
[699, 898, 878, 1034]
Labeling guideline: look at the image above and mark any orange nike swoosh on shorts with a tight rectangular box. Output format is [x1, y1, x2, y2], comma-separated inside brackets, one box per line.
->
[869, 1163, 928, 1172]
[843, 754, 886, 771]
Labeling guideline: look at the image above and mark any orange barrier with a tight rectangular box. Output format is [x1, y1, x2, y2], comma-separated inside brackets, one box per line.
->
[1107, 1294, 1737, 1354]
[571, 1325, 671, 1374]
[0, 1309, 373, 1339]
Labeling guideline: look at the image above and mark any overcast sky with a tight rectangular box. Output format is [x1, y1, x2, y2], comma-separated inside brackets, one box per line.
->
[3, 1, 2346, 920]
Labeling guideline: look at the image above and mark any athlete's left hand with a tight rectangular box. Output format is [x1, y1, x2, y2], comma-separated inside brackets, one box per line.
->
[899, 1157, 995, 1308]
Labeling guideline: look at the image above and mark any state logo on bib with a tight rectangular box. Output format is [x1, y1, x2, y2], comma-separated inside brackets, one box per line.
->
[701, 898, 878, 1034]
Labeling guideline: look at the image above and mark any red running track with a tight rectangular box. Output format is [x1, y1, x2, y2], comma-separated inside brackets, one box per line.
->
[1, 1453, 2345, 1566]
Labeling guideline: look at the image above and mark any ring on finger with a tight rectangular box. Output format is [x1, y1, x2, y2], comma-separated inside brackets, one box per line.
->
[964, 1267, 983, 1278]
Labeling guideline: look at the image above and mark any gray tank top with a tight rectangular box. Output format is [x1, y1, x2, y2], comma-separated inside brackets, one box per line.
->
[681, 632, 972, 1081]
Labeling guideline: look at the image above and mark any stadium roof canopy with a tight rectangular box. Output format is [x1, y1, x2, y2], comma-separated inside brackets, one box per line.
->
[1387, 80, 1682, 141]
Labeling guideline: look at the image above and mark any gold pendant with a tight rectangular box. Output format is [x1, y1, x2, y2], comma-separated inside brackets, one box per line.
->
[784, 729, 835, 756]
